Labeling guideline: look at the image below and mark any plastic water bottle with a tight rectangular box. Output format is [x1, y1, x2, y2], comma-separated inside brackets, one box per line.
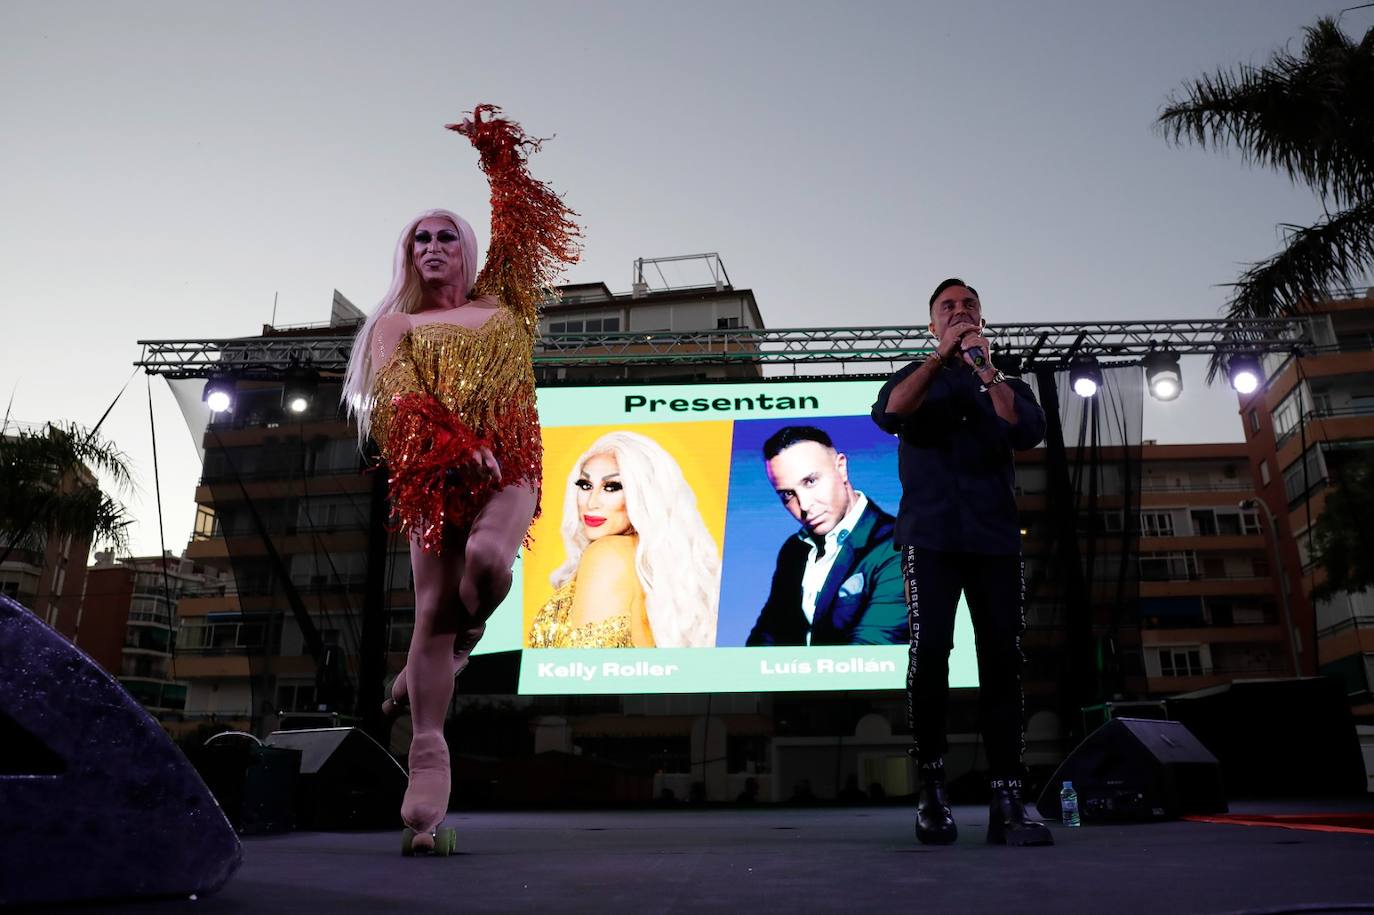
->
[1060, 780, 1080, 827]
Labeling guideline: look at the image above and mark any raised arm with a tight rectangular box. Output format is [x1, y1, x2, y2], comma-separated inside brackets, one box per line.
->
[448, 105, 582, 332]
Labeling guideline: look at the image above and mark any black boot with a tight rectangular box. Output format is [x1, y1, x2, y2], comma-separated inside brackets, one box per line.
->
[915, 779, 958, 845]
[986, 778, 1053, 846]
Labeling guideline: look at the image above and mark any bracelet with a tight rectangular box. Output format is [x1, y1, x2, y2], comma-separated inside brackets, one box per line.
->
[927, 350, 944, 368]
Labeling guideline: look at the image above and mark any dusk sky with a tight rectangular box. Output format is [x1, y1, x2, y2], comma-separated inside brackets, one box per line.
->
[1, 0, 1349, 556]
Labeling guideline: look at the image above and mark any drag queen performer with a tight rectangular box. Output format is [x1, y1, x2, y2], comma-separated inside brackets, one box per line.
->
[341, 105, 579, 853]
[527, 431, 720, 648]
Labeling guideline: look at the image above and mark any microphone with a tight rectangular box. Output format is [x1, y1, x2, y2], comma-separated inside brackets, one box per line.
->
[965, 346, 987, 369]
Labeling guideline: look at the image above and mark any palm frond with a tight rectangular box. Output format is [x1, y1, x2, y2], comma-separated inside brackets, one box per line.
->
[1158, 17, 1374, 207]
[0, 420, 135, 565]
[1204, 198, 1374, 381]
[48, 420, 136, 494]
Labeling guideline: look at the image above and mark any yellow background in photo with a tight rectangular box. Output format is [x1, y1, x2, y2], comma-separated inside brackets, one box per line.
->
[522, 421, 734, 643]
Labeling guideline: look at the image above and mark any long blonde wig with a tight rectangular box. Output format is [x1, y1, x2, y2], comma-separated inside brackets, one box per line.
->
[551, 431, 720, 647]
[340, 208, 479, 447]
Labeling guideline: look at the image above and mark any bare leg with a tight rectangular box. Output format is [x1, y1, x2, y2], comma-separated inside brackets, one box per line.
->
[399, 525, 465, 840]
[384, 482, 538, 713]
[397, 482, 537, 840]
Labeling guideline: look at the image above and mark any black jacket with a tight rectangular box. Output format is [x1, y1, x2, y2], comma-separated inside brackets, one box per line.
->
[745, 500, 906, 646]
[871, 362, 1044, 555]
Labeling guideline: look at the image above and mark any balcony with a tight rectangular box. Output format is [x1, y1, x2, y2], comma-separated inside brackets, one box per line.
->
[1140, 578, 1277, 598]
[127, 609, 174, 626]
[1146, 665, 1292, 695]
[1276, 403, 1374, 450]
[1317, 615, 1374, 640]
[1141, 624, 1284, 645]
[1140, 534, 1265, 552]
[1139, 480, 1252, 493]
[171, 655, 253, 678]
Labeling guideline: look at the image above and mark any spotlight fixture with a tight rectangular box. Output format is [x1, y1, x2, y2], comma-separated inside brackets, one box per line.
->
[1226, 352, 1263, 395]
[282, 366, 318, 415]
[1143, 349, 1183, 402]
[202, 375, 236, 414]
[1069, 355, 1102, 398]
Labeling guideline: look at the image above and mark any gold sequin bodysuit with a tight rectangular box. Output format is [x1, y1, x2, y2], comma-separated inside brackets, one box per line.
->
[527, 580, 634, 648]
[370, 309, 541, 552]
[362, 107, 581, 553]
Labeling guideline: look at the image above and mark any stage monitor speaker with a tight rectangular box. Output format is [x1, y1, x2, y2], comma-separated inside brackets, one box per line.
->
[0, 595, 241, 907]
[1035, 718, 1227, 822]
[193, 732, 301, 834]
[1166, 677, 1365, 797]
[265, 727, 406, 830]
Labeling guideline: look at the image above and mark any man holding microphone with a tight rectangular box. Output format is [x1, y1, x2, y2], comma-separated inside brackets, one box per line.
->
[871, 278, 1052, 847]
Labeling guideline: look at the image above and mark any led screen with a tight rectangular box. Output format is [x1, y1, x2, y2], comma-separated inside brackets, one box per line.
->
[472, 378, 978, 695]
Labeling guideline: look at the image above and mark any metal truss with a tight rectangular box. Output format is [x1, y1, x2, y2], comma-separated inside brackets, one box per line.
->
[136, 317, 1308, 378]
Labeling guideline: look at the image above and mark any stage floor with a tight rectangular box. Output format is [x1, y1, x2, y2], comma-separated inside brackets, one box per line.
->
[44, 801, 1374, 914]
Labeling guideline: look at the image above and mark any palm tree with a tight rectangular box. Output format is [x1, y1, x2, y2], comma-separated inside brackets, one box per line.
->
[1158, 16, 1374, 379]
[0, 420, 133, 569]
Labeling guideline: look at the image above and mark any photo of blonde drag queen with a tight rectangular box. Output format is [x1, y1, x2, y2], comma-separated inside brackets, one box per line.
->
[527, 431, 720, 648]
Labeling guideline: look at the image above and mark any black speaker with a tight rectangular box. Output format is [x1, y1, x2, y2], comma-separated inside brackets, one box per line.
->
[1035, 718, 1227, 822]
[1166, 677, 1365, 797]
[193, 732, 302, 834]
[0, 595, 241, 907]
[265, 727, 407, 829]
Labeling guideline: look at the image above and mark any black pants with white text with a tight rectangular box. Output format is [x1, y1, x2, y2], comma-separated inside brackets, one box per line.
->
[901, 547, 1026, 779]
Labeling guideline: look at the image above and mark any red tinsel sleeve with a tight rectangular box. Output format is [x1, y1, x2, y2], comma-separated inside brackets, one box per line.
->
[447, 105, 583, 331]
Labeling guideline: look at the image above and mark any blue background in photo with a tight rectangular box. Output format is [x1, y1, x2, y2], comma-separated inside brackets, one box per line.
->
[716, 415, 903, 647]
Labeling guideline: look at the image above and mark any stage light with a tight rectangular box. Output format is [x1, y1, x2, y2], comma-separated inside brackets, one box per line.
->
[1226, 352, 1262, 395]
[202, 375, 235, 413]
[1143, 350, 1183, 402]
[282, 366, 317, 416]
[1069, 355, 1102, 398]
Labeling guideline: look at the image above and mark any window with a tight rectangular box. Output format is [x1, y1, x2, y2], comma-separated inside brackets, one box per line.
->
[309, 438, 360, 474]
[716, 316, 741, 329]
[550, 313, 618, 334]
[1282, 445, 1327, 507]
[1294, 526, 1316, 568]
[1141, 511, 1175, 536]
[276, 683, 318, 713]
[1248, 410, 1260, 434]
[1157, 647, 1206, 677]
[1191, 509, 1218, 536]
[1140, 551, 1198, 581]
[194, 505, 218, 540]
[1259, 459, 1271, 487]
[1272, 384, 1310, 443]
[1241, 510, 1260, 535]
[297, 495, 358, 532]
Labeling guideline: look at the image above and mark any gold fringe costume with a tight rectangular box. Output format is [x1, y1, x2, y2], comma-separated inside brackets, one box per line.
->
[369, 105, 581, 553]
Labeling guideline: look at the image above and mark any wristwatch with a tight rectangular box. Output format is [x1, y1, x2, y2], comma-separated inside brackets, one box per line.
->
[980, 370, 1007, 392]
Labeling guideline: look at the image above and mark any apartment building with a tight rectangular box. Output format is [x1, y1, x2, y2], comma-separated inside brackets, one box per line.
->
[1016, 442, 1293, 708]
[1239, 291, 1374, 717]
[79, 552, 231, 728]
